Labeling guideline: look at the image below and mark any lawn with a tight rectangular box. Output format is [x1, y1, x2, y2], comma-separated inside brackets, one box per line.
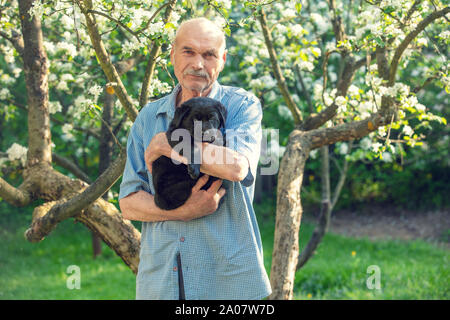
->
[0, 199, 448, 299]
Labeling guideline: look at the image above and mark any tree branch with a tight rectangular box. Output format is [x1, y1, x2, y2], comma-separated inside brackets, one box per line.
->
[257, 8, 303, 124]
[304, 112, 386, 150]
[389, 7, 450, 86]
[25, 151, 127, 242]
[0, 176, 33, 207]
[0, 29, 24, 56]
[52, 153, 92, 183]
[76, 0, 139, 122]
[139, 0, 177, 108]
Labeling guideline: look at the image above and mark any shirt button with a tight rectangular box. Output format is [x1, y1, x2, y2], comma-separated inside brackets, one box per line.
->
[173, 267, 177, 271]
[180, 237, 185, 242]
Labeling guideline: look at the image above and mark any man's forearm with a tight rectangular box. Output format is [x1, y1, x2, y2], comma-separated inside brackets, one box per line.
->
[148, 132, 249, 182]
[198, 143, 249, 182]
[119, 190, 181, 222]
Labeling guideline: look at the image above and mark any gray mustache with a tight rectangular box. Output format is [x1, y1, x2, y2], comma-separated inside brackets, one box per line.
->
[184, 69, 209, 79]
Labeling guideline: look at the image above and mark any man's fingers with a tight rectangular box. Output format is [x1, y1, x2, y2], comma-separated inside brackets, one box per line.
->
[192, 174, 210, 192]
[217, 187, 226, 198]
[207, 179, 223, 194]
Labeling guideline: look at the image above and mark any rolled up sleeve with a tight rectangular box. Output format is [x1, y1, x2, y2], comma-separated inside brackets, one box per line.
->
[118, 117, 152, 200]
[225, 94, 262, 187]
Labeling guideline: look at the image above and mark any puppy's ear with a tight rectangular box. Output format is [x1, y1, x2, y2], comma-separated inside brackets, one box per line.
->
[170, 103, 192, 130]
[215, 102, 227, 129]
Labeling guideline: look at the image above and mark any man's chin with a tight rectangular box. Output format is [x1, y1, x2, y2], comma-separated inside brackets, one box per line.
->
[182, 82, 211, 94]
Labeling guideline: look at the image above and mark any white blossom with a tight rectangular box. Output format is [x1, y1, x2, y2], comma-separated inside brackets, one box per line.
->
[260, 75, 276, 88]
[402, 125, 414, 136]
[290, 25, 305, 38]
[325, 42, 336, 52]
[335, 96, 347, 113]
[12, 67, 21, 78]
[278, 105, 292, 120]
[381, 152, 393, 162]
[310, 47, 321, 58]
[28, 1, 45, 19]
[88, 84, 103, 99]
[6, 143, 27, 166]
[56, 41, 77, 57]
[61, 123, 74, 141]
[0, 88, 11, 100]
[60, 73, 74, 82]
[438, 30, 450, 39]
[338, 142, 349, 155]
[416, 37, 428, 47]
[378, 126, 387, 137]
[372, 142, 383, 153]
[56, 80, 69, 91]
[298, 60, 314, 72]
[48, 101, 62, 114]
[348, 85, 360, 97]
[1, 46, 15, 64]
[310, 13, 328, 34]
[360, 137, 372, 150]
[313, 82, 323, 101]
[282, 8, 297, 18]
[148, 21, 165, 36]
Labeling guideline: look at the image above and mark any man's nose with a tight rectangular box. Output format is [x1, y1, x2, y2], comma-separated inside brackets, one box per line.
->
[191, 55, 204, 69]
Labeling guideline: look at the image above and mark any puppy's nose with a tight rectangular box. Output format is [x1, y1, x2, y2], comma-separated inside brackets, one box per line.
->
[202, 135, 215, 143]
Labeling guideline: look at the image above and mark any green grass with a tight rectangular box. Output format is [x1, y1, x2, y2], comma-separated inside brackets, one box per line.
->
[1, 199, 449, 299]
[256, 197, 450, 300]
[0, 202, 136, 299]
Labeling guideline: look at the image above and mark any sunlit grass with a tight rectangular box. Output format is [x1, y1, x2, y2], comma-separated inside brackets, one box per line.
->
[1, 199, 448, 299]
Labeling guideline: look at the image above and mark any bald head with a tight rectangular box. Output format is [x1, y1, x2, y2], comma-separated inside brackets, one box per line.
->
[173, 17, 226, 54]
[170, 17, 228, 100]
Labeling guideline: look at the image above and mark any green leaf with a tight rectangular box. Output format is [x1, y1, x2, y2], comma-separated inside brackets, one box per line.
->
[375, 37, 385, 47]
[224, 26, 231, 37]
[299, 50, 308, 61]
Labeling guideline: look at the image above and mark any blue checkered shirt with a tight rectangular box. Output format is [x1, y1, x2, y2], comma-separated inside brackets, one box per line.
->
[119, 81, 272, 299]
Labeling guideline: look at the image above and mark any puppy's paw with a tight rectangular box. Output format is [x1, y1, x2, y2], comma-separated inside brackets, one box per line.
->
[187, 164, 201, 179]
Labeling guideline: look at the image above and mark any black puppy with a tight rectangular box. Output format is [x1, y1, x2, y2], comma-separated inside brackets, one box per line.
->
[152, 97, 227, 210]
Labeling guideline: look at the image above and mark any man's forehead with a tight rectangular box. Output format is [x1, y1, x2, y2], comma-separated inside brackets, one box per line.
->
[180, 44, 219, 53]
[176, 35, 223, 51]
[174, 20, 225, 51]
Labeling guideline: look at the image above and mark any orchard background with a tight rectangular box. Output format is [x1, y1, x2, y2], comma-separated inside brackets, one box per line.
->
[0, 0, 448, 299]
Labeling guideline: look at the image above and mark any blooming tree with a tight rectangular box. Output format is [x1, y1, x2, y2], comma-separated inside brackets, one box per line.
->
[0, 0, 448, 300]
[228, 0, 448, 299]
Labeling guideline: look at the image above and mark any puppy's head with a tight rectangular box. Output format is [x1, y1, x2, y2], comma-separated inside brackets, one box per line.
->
[170, 97, 227, 143]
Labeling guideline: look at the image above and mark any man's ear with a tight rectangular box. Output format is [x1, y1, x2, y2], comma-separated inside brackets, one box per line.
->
[170, 46, 175, 65]
[219, 49, 227, 72]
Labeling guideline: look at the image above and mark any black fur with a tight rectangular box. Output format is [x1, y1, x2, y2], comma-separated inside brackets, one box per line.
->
[152, 97, 227, 210]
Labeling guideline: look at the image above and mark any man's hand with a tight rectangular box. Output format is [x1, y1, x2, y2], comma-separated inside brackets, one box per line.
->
[175, 174, 226, 221]
[145, 132, 187, 174]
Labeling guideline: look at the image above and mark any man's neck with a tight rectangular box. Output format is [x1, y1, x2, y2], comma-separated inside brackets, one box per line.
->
[176, 85, 213, 107]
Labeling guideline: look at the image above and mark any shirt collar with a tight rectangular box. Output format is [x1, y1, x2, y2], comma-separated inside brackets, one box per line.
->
[156, 81, 221, 119]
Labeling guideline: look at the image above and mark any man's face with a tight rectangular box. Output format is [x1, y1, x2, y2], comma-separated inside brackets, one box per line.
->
[171, 24, 227, 95]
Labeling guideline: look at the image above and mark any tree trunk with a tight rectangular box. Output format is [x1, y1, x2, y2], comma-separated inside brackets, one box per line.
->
[90, 85, 116, 259]
[19, 0, 51, 167]
[297, 145, 331, 269]
[268, 130, 310, 300]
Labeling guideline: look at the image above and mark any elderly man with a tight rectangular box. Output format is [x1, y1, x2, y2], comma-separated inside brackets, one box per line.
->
[118, 17, 271, 300]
